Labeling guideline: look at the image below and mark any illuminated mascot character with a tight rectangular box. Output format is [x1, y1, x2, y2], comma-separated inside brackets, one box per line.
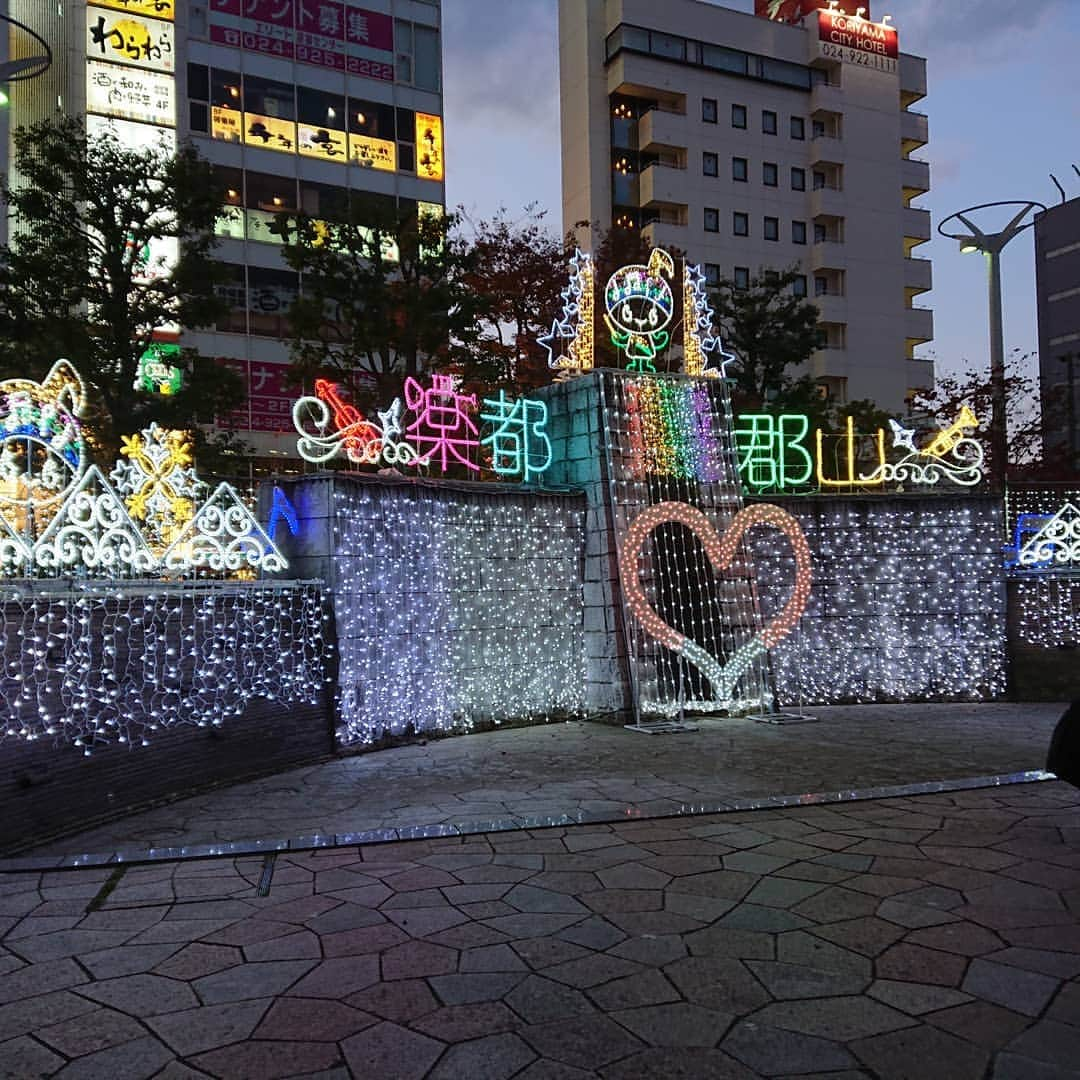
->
[603, 248, 675, 373]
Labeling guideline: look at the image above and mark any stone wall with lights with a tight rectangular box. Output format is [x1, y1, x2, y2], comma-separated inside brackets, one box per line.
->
[0, 582, 332, 853]
[269, 473, 588, 744]
[749, 495, 1008, 705]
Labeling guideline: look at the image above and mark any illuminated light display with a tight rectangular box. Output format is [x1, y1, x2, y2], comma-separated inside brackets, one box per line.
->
[404, 374, 480, 472]
[331, 483, 585, 744]
[298, 122, 348, 162]
[604, 248, 675, 372]
[620, 501, 811, 710]
[866, 407, 984, 487]
[539, 250, 595, 376]
[752, 499, 1007, 704]
[292, 377, 552, 481]
[1012, 502, 1080, 569]
[415, 113, 444, 181]
[267, 486, 299, 542]
[481, 393, 553, 482]
[0, 362, 285, 578]
[683, 264, 737, 378]
[1016, 579, 1080, 648]
[347, 133, 397, 171]
[0, 581, 327, 751]
[85, 7, 174, 72]
[86, 60, 176, 128]
[816, 417, 886, 488]
[624, 379, 723, 483]
[93, 0, 174, 19]
[735, 413, 813, 492]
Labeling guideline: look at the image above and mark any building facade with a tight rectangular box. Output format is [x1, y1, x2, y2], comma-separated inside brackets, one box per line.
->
[4, 0, 446, 471]
[1035, 197, 1080, 470]
[559, 0, 933, 413]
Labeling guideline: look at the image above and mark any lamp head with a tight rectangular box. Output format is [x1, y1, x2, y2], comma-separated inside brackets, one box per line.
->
[959, 240, 980, 254]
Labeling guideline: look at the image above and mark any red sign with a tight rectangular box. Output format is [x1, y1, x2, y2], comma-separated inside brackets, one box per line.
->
[216, 358, 296, 434]
[207, 1, 393, 80]
[818, 10, 897, 59]
[755, 0, 869, 23]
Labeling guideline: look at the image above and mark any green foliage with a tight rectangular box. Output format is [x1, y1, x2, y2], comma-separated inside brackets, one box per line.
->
[710, 266, 820, 408]
[273, 196, 492, 407]
[0, 115, 241, 445]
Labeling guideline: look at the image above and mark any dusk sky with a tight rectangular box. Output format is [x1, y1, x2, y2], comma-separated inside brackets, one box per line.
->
[443, 0, 1080, 386]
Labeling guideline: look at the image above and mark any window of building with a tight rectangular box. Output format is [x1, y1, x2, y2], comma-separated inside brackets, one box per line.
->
[190, 102, 209, 133]
[732, 103, 747, 129]
[812, 119, 826, 138]
[349, 100, 396, 140]
[395, 19, 413, 84]
[763, 161, 778, 186]
[188, 62, 209, 102]
[791, 166, 806, 191]
[764, 216, 779, 241]
[790, 116, 805, 140]
[734, 266, 750, 289]
[214, 263, 248, 334]
[244, 75, 295, 120]
[247, 267, 299, 338]
[412, 24, 441, 91]
[815, 275, 829, 296]
[792, 220, 807, 244]
[732, 156, 748, 182]
[245, 172, 297, 213]
[814, 222, 827, 243]
[650, 31, 685, 60]
[703, 151, 718, 177]
[704, 207, 720, 232]
[793, 274, 807, 297]
[704, 263, 721, 285]
[702, 97, 717, 123]
[813, 170, 826, 190]
[733, 212, 748, 236]
[762, 109, 777, 135]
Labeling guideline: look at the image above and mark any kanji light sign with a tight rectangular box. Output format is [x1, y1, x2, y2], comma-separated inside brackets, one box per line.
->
[415, 113, 444, 181]
[348, 133, 397, 171]
[298, 123, 349, 161]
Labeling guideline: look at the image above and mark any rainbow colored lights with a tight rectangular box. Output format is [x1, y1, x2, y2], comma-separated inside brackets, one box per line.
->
[625, 380, 723, 483]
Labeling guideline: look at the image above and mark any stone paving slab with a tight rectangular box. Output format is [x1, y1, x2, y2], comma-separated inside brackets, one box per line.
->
[0, 781, 1077, 1078]
[12, 701, 1066, 863]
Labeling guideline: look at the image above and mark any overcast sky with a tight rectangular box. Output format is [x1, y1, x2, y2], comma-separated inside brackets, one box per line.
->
[442, 0, 1080, 383]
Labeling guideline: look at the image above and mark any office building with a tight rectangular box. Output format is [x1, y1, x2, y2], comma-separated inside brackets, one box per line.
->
[4, 0, 446, 469]
[1035, 197, 1080, 469]
[559, 0, 933, 412]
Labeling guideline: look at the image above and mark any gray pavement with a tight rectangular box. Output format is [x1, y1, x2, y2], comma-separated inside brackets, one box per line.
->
[25, 701, 1066, 862]
[0, 779, 1078, 1078]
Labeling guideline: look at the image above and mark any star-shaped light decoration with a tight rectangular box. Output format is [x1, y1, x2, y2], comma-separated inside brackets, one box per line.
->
[888, 418, 919, 454]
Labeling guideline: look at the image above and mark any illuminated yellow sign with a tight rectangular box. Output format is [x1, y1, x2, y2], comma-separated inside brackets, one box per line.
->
[243, 112, 297, 154]
[299, 123, 348, 162]
[85, 8, 174, 72]
[211, 105, 242, 143]
[415, 113, 444, 181]
[348, 133, 396, 172]
[91, 0, 174, 20]
[86, 60, 175, 127]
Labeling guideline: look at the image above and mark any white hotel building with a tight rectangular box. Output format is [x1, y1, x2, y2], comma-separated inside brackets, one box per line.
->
[3, 0, 445, 469]
[559, 0, 933, 413]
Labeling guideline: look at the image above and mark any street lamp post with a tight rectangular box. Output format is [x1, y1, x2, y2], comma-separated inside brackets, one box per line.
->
[0, 14, 53, 99]
[938, 201, 1045, 492]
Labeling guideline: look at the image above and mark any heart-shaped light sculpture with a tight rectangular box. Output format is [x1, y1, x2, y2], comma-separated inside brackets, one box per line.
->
[619, 501, 812, 707]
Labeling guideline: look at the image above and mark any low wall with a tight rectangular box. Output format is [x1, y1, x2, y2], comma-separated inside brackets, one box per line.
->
[270, 474, 587, 744]
[0, 581, 332, 853]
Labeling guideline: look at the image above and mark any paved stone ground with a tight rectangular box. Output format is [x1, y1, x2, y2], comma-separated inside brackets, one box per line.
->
[1, 780, 1078, 1079]
[26, 702, 1065, 859]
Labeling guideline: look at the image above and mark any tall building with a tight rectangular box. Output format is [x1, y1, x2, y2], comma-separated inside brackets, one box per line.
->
[3, 0, 446, 471]
[558, 0, 933, 413]
[1034, 197, 1080, 469]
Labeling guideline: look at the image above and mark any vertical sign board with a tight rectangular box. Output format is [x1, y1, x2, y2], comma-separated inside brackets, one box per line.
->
[815, 11, 898, 74]
[85, 3, 179, 332]
[208, 0, 394, 80]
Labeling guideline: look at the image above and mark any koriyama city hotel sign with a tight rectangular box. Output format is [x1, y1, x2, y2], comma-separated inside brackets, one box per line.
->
[816, 8, 898, 74]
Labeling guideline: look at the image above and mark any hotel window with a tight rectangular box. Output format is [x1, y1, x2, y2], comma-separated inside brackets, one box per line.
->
[791, 166, 806, 191]
[732, 157, 748, 182]
[793, 274, 808, 297]
[763, 162, 778, 186]
[792, 220, 807, 244]
[188, 62, 209, 133]
[733, 212, 748, 236]
[734, 266, 750, 289]
[764, 216, 779, 241]
[790, 116, 805, 140]
[732, 103, 747, 129]
[702, 97, 717, 123]
[704, 263, 721, 285]
[704, 207, 720, 232]
[703, 151, 718, 177]
[762, 109, 777, 135]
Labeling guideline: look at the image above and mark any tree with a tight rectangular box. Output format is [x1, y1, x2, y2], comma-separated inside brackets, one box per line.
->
[465, 206, 569, 391]
[709, 267, 820, 409]
[274, 195, 492, 407]
[912, 349, 1069, 480]
[0, 115, 241, 447]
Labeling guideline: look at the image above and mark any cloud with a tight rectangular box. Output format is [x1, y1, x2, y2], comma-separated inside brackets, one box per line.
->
[896, 0, 1068, 63]
[442, 0, 559, 129]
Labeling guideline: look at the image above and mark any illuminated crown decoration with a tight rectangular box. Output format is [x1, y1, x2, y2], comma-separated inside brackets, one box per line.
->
[0, 360, 286, 577]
